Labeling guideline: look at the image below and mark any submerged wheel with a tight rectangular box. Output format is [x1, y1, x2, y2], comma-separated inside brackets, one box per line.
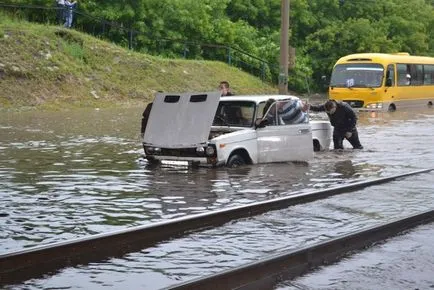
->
[388, 104, 396, 112]
[227, 154, 246, 168]
[146, 157, 160, 167]
[313, 140, 321, 152]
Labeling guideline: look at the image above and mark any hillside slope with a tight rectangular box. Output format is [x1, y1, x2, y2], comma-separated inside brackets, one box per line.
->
[0, 19, 277, 110]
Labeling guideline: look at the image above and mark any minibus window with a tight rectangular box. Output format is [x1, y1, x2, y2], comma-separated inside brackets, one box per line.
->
[386, 64, 395, 86]
[330, 63, 384, 88]
[424, 65, 434, 85]
[397, 64, 410, 86]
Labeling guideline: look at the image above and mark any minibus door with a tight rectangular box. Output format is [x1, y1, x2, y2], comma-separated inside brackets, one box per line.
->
[384, 64, 398, 105]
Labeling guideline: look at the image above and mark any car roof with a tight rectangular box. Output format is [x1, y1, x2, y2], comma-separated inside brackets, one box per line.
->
[220, 95, 300, 104]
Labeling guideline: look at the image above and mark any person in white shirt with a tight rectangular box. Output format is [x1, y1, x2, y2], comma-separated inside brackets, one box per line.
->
[64, 0, 77, 28]
[262, 98, 308, 125]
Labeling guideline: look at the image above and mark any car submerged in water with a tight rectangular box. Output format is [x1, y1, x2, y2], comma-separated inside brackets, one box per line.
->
[142, 91, 332, 167]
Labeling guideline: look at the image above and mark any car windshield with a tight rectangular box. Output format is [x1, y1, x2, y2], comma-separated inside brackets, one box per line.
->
[212, 101, 256, 127]
[330, 63, 384, 88]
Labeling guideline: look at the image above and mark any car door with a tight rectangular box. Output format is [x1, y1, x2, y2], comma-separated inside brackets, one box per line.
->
[256, 100, 313, 163]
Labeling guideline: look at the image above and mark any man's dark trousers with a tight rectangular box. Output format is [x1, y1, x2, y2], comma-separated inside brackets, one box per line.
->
[333, 127, 363, 149]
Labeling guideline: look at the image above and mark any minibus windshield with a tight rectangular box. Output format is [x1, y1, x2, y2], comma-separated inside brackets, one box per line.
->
[330, 63, 384, 88]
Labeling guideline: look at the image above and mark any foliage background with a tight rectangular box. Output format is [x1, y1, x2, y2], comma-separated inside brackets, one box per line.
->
[2, 0, 434, 93]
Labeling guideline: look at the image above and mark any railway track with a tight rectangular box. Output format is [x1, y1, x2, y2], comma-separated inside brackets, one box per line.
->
[166, 209, 434, 290]
[0, 168, 433, 287]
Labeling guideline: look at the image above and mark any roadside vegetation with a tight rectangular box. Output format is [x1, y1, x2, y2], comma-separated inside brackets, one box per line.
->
[1, 0, 433, 110]
[3, 0, 433, 92]
[0, 15, 276, 110]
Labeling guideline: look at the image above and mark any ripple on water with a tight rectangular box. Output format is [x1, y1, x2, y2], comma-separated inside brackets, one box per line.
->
[0, 108, 434, 289]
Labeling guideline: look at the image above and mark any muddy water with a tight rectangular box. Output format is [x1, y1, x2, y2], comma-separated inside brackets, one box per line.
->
[276, 223, 434, 290]
[1, 107, 434, 289]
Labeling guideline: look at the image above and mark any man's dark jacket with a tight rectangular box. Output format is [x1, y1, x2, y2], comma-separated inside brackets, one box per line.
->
[310, 101, 357, 134]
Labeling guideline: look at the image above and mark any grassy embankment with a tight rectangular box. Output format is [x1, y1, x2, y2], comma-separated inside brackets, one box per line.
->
[0, 15, 277, 110]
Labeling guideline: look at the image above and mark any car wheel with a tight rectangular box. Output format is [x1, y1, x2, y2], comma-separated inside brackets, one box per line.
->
[313, 140, 321, 152]
[227, 154, 246, 168]
[146, 157, 160, 167]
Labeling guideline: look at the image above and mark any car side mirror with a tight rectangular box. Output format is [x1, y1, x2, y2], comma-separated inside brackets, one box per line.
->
[255, 118, 268, 129]
[385, 78, 392, 87]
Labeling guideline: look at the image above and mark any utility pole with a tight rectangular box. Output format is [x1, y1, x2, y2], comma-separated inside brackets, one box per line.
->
[278, 0, 289, 95]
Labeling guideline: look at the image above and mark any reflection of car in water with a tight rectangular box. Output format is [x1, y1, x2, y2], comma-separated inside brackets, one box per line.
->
[142, 92, 332, 167]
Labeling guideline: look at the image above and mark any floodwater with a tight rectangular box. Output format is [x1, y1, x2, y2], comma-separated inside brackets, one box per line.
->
[276, 223, 434, 290]
[1, 106, 434, 289]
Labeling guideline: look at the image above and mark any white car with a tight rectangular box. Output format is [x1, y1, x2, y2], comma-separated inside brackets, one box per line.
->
[142, 92, 332, 167]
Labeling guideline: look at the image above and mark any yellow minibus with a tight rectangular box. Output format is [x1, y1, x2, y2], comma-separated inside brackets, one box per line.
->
[328, 53, 434, 111]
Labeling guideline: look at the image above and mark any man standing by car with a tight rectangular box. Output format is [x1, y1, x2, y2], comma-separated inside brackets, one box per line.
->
[308, 99, 363, 150]
[262, 98, 308, 125]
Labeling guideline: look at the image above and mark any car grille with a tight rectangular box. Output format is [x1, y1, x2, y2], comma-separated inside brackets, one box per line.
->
[344, 100, 364, 108]
[160, 147, 200, 157]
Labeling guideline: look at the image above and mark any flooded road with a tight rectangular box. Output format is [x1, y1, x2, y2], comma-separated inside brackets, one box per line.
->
[1, 106, 434, 289]
[277, 223, 434, 290]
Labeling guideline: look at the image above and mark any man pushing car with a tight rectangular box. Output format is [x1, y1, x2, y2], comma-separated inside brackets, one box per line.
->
[308, 99, 363, 150]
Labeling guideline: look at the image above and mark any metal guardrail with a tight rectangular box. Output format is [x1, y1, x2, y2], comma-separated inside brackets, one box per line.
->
[0, 168, 432, 286]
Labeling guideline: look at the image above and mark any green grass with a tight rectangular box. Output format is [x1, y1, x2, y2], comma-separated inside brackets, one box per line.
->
[0, 14, 277, 110]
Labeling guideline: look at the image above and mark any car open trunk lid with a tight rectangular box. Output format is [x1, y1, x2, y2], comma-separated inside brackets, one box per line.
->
[143, 91, 220, 148]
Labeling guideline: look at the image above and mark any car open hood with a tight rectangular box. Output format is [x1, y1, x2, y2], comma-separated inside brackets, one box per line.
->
[143, 91, 220, 148]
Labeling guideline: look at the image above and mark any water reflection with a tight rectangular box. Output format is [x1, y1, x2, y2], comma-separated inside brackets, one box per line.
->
[13, 172, 434, 290]
[357, 107, 432, 125]
[334, 160, 356, 178]
[1, 108, 433, 252]
[276, 223, 434, 290]
[1, 106, 434, 289]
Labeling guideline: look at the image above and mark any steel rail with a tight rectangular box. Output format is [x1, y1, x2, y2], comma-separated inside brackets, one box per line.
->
[0, 168, 432, 286]
[166, 209, 434, 290]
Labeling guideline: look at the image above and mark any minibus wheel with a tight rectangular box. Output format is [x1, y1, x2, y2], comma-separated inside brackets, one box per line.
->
[388, 104, 396, 112]
[428, 101, 433, 107]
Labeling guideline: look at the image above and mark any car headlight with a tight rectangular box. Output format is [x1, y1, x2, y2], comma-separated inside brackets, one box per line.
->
[205, 145, 216, 156]
[145, 147, 161, 155]
[366, 103, 383, 109]
[196, 146, 205, 156]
